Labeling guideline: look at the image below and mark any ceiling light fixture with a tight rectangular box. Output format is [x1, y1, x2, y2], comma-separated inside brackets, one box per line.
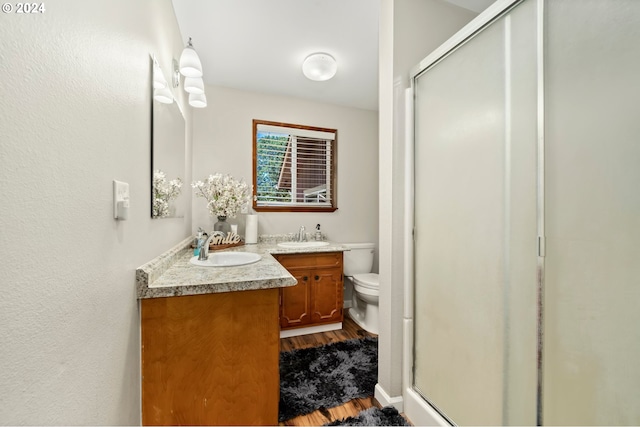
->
[302, 53, 338, 81]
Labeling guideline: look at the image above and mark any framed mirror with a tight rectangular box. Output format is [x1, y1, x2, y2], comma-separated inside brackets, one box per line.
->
[151, 55, 186, 218]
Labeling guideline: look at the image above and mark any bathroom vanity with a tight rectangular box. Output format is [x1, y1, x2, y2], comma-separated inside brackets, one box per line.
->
[275, 252, 344, 330]
[140, 288, 280, 425]
[136, 237, 347, 426]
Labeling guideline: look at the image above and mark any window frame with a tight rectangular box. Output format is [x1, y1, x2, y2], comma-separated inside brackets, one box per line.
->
[252, 119, 338, 213]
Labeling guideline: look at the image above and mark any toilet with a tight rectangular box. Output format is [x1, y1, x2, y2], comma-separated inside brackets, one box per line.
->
[343, 243, 379, 334]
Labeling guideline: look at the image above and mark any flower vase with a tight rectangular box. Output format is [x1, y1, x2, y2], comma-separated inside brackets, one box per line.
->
[213, 216, 232, 236]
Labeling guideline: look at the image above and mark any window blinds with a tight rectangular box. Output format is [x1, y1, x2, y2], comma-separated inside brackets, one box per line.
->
[256, 125, 334, 206]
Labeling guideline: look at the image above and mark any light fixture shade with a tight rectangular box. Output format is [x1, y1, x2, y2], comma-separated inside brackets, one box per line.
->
[179, 38, 203, 78]
[153, 67, 168, 89]
[153, 87, 173, 104]
[189, 92, 207, 108]
[152, 56, 168, 89]
[302, 53, 337, 81]
[184, 76, 205, 94]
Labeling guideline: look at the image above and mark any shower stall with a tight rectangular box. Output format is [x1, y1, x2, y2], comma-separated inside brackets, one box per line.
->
[406, 0, 640, 425]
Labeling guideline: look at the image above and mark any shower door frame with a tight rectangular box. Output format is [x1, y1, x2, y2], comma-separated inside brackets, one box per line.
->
[402, 0, 545, 425]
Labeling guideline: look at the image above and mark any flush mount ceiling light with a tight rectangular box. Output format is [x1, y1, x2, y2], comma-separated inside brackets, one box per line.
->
[179, 37, 203, 78]
[302, 53, 338, 81]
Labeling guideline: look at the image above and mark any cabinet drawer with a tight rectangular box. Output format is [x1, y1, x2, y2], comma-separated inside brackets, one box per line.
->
[275, 252, 342, 270]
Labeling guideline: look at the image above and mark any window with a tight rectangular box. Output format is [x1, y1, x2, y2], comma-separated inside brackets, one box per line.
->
[253, 120, 337, 212]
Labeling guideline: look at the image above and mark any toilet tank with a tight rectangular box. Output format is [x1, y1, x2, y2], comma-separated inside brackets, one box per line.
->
[342, 243, 375, 276]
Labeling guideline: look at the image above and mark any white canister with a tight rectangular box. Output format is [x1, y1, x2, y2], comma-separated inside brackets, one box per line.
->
[245, 214, 258, 244]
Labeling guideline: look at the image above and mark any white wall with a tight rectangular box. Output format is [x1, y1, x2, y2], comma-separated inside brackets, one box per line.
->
[0, 0, 191, 424]
[377, 0, 477, 407]
[394, 0, 479, 84]
[191, 85, 379, 252]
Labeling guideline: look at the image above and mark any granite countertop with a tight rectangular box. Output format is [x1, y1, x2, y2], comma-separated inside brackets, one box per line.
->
[260, 241, 349, 255]
[136, 237, 348, 299]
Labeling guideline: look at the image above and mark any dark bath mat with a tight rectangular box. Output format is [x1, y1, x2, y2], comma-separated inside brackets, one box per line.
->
[325, 406, 412, 426]
[279, 337, 378, 422]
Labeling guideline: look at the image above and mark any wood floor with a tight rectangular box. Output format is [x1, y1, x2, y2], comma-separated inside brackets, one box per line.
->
[278, 314, 382, 426]
[280, 313, 376, 352]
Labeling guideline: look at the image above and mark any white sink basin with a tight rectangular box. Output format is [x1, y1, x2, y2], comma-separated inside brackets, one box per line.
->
[189, 252, 261, 267]
[277, 241, 331, 249]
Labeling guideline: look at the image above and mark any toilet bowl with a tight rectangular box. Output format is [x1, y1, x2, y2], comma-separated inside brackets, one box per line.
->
[343, 243, 379, 335]
[350, 273, 379, 334]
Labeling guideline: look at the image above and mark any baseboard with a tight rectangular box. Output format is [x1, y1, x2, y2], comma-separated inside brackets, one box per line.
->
[404, 388, 452, 426]
[343, 300, 352, 309]
[279, 322, 342, 338]
[375, 383, 404, 412]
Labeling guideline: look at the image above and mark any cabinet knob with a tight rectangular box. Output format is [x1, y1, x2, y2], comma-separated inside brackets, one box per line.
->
[315, 275, 320, 281]
[303, 276, 308, 281]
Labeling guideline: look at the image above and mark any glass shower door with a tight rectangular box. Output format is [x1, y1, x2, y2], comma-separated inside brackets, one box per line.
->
[412, 1, 538, 424]
[543, 0, 640, 424]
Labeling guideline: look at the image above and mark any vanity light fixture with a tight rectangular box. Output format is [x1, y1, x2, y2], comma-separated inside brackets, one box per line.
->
[184, 76, 205, 94]
[189, 92, 207, 108]
[179, 37, 203, 78]
[172, 59, 181, 88]
[153, 86, 174, 104]
[302, 53, 338, 81]
[153, 62, 168, 89]
[152, 55, 173, 104]
[178, 37, 208, 108]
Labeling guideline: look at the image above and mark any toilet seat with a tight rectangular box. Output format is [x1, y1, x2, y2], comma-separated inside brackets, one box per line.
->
[353, 273, 379, 290]
[354, 282, 378, 297]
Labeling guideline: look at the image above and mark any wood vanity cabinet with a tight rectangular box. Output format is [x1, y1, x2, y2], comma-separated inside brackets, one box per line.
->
[140, 289, 280, 426]
[274, 252, 344, 329]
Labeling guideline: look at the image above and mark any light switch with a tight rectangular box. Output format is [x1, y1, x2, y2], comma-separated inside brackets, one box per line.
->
[113, 180, 130, 220]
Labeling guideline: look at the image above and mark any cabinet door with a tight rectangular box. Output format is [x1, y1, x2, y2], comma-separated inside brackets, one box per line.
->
[141, 290, 280, 426]
[280, 270, 311, 328]
[310, 268, 343, 324]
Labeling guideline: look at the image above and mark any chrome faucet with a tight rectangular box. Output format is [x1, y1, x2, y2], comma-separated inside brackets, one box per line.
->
[198, 232, 224, 261]
[298, 226, 306, 242]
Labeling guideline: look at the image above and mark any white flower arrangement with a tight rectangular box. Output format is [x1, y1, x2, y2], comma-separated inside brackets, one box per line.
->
[192, 173, 251, 218]
[152, 169, 183, 218]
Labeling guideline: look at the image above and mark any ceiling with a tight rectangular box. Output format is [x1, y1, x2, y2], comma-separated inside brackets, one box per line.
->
[171, 0, 495, 112]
